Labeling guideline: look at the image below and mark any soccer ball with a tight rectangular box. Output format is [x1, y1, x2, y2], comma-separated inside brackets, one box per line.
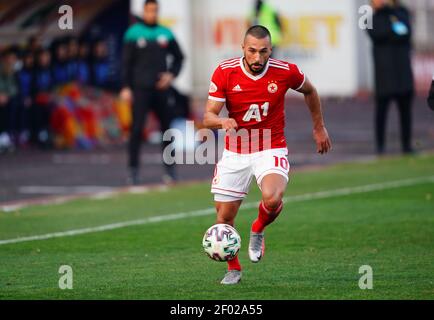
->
[202, 224, 241, 261]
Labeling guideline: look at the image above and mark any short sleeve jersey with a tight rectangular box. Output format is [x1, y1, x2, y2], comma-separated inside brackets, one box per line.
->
[208, 57, 305, 153]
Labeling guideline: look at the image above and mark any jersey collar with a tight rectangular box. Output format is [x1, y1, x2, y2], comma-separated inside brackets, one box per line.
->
[240, 56, 269, 81]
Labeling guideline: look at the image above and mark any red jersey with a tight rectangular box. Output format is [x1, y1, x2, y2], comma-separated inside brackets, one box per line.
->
[208, 57, 305, 154]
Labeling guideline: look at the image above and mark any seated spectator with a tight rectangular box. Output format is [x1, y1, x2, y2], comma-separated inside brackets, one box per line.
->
[17, 50, 35, 147]
[77, 39, 91, 85]
[52, 40, 70, 86]
[33, 48, 54, 148]
[27, 35, 43, 58]
[67, 37, 79, 82]
[91, 39, 110, 89]
[0, 48, 19, 153]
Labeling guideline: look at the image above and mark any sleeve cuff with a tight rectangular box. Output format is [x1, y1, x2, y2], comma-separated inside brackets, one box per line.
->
[294, 73, 306, 91]
[208, 96, 226, 102]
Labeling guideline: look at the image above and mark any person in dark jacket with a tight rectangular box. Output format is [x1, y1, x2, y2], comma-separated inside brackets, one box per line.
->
[367, 0, 414, 154]
[77, 39, 91, 85]
[17, 51, 35, 146]
[52, 40, 70, 86]
[66, 37, 80, 82]
[33, 48, 54, 148]
[120, 0, 184, 185]
[91, 39, 110, 89]
[428, 73, 434, 111]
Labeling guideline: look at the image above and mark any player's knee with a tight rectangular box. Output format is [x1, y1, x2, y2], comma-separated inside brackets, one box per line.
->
[262, 190, 284, 210]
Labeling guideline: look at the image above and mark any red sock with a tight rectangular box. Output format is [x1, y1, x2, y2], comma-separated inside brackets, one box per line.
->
[227, 255, 241, 271]
[251, 200, 283, 233]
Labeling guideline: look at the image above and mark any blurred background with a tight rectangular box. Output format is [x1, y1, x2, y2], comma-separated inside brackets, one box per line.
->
[0, 0, 433, 206]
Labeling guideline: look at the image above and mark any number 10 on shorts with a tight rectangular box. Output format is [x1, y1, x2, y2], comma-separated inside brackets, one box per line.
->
[274, 156, 289, 170]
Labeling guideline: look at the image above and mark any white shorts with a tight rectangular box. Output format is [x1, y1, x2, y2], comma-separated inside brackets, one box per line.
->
[211, 148, 290, 202]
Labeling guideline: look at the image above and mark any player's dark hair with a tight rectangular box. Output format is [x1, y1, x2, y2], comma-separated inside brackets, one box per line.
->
[144, 0, 158, 6]
[245, 25, 272, 42]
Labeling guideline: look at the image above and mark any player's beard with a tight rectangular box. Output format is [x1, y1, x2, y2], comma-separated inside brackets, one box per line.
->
[245, 58, 268, 75]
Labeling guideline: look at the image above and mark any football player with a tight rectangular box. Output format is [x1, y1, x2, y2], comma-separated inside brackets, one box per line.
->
[203, 25, 332, 284]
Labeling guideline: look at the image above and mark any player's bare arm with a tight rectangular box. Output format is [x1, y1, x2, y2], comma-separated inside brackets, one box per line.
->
[203, 99, 238, 131]
[297, 78, 332, 154]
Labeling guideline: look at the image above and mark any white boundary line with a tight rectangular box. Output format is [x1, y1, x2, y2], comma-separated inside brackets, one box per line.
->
[0, 175, 433, 246]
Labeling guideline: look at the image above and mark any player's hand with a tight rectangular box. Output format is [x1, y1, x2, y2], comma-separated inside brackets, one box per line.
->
[156, 72, 174, 90]
[221, 118, 238, 131]
[313, 126, 332, 154]
[119, 87, 133, 103]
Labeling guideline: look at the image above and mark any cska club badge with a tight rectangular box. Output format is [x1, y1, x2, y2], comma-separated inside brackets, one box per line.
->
[268, 81, 278, 94]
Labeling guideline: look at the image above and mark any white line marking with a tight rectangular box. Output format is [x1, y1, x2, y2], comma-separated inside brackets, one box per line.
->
[0, 175, 433, 246]
[1, 204, 25, 213]
[19, 186, 115, 195]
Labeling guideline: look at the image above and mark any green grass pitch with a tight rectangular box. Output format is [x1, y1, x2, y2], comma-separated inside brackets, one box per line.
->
[0, 154, 433, 299]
